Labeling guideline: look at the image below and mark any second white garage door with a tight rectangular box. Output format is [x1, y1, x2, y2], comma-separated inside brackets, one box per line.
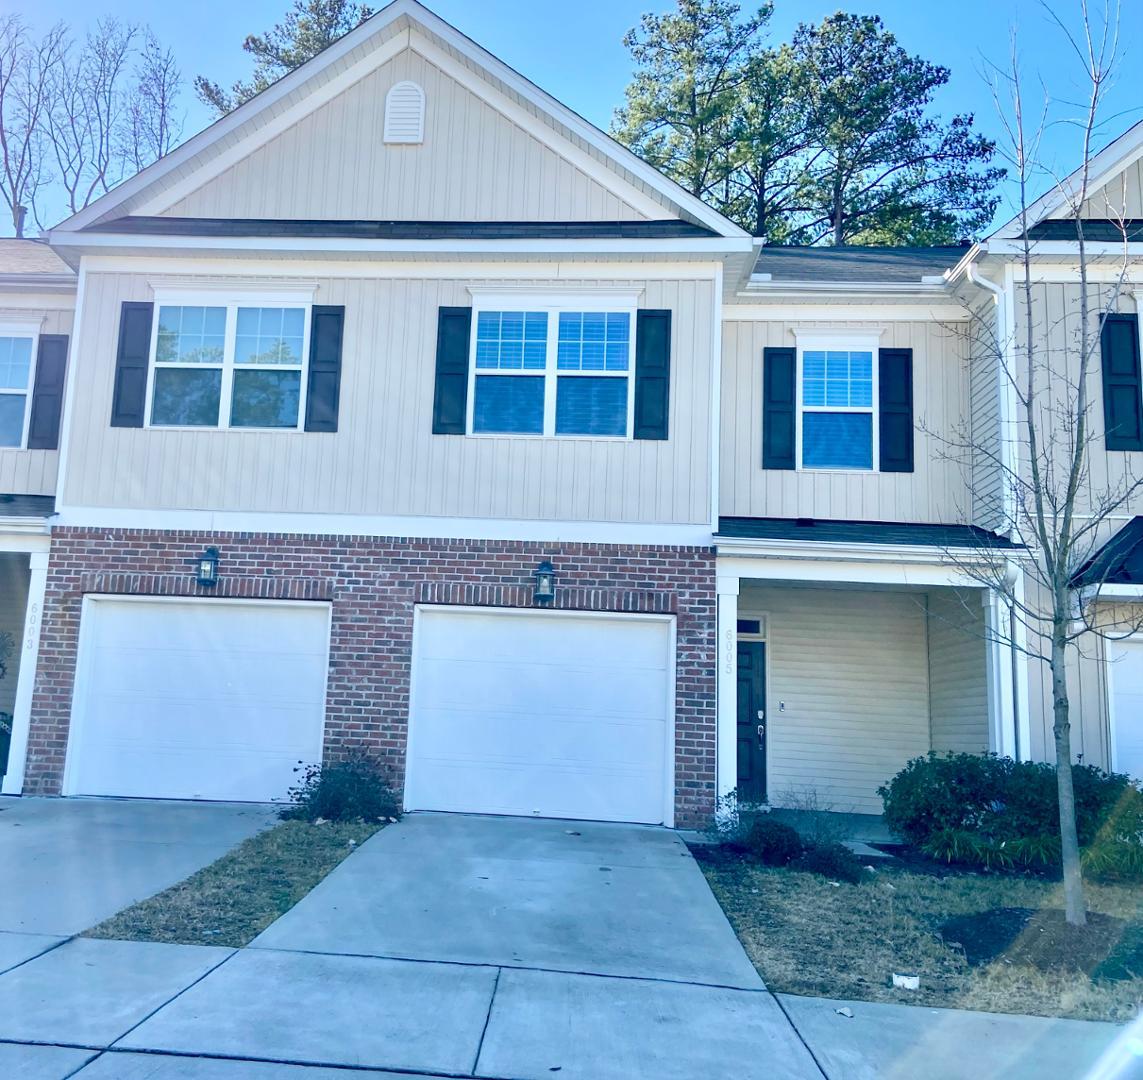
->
[406, 608, 674, 824]
[1108, 638, 1143, 783]
[65, 598, 331, 802]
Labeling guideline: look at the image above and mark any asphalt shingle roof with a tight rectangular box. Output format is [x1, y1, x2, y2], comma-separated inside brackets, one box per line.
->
[751, 244, 969, 283]
[718, 516, 1019, 549]
[0, 239, 73, 278]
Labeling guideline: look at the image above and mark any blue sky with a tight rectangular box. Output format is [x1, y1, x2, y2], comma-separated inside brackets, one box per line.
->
[17, 0, 1143, 231]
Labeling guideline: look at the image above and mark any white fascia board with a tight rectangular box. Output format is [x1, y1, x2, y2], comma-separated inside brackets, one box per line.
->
[723, 303, 971, 322]
[0, 275, 76, 294]
[986, 239, 1143, 258]
[81, 254, 724, 280]
[0, 526, 52, 548]
[743, 279, 953, 295]
[50, 505, 716, 546]
[715, 535, 1002, 566]
[49, 232, 753, 257]
[715, 549, 985, 589]
[1092, 585, 1143, 600]
[990, 118, 1143, 240]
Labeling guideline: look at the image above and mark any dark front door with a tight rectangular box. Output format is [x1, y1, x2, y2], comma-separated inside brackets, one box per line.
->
[736, 641, 767, 803]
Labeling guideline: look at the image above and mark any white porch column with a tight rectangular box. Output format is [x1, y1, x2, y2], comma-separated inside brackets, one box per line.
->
[3, 551, 49, 795]
[716, 572, 740, 800]
[984, 578, 1027, 760]
[1010, 564, 1031, 761]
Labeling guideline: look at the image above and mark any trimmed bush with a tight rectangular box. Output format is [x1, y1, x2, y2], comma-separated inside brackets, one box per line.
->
[280, 751, 400, 824]
[878, 752, 1143, 878]
[792, 841, 867, 885]
[742, 819, 804, 866]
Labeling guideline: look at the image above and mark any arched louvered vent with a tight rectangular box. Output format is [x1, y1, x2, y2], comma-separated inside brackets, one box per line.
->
[384, 81, 425, 144]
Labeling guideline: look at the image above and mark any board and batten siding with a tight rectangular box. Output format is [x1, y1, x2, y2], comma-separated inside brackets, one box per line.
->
[927, 589, 989, 754]
[740, 584, 932, 815]
[968, 296, 1005, 531]
[1073, 158, 1143, 219]
[0, 302, 73, 497]
[0, 554, 30, 718]
[163, 48, 648, 223]
[720, 318, 973, 523]
[62, 270, 713, 525]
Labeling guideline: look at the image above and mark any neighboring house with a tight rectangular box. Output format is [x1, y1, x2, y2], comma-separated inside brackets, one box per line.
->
[0, 0, 1139, 824]
[0, 239, 74, 795]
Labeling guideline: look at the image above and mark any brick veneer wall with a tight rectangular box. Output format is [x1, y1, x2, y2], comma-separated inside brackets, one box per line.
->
[28, 528, 717, 827]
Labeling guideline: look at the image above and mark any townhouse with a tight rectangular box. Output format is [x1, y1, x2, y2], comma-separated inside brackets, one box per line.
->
[0, 0, 1138, 827]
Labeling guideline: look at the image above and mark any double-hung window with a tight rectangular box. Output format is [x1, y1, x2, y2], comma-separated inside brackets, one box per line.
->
[0, 326, 38, 449]
[469, 298, 636, 438]
[149, 296, 310, 430]
[798, 337, 877, 470]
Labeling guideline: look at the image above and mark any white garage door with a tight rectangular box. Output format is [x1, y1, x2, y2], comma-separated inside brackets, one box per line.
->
[66, 599, 330, 802]
[407, 609, 673, 824]
[1109, 639, 1143, 783]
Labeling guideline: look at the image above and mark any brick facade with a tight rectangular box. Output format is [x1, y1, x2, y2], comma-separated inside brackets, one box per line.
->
[28, 528, 717, 827]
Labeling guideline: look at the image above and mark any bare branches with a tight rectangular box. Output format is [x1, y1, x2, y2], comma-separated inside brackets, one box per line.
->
[0, 16, 182, 234]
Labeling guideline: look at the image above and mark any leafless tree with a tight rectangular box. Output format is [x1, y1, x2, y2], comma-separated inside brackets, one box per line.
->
[0, 17, 65, 237]
[945, 1, 1137, 926]
[122, 29, 182, 173]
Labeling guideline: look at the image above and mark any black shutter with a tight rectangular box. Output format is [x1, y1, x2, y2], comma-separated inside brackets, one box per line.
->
[110, 301, 154, 428]
[432, 306, 472, 434]
[879, 348, 914, 473]
[762, 347, 796, 469]
[26, 334, 68, 450]
[304, 305, 345, 432]
[1102, 313, 1143, 451]
[634, 309, 671, 440]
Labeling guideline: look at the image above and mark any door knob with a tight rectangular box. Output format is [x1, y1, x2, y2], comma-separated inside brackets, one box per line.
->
[757, 723, 765, 747]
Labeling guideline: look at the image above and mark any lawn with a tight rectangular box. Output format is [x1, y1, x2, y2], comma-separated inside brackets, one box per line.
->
[85, 819, 380, 948]
[695, 849, 1143, 1023]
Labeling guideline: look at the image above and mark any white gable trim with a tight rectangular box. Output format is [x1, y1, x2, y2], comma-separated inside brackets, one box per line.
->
[54, 0, 746, 239]
[991, 118, 1143, 240]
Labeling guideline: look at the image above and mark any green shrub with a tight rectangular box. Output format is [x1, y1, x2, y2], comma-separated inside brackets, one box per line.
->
[879, 752, 1143, 877]
[792, 841, 867, 885]
[280, 751, 400, 824]
[742, 819, 804, 866]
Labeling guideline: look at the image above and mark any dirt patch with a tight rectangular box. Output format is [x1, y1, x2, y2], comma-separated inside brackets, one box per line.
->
[940, 907, 1126, 973]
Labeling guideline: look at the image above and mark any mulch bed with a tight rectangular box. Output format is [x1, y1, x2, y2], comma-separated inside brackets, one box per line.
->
[939, 907, 1135, 976]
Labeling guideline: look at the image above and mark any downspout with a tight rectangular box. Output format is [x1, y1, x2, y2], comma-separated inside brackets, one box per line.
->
[966, 258, 1022, 761]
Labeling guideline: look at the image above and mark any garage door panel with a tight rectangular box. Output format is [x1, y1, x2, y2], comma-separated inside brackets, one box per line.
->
[415, 657, 667, 722]
[68, 600, 329, 803]
[1110, 640, 1143, 782]
[408, 610, 673, 824]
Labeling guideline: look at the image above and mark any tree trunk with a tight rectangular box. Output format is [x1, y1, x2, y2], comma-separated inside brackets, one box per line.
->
[1050, 632, 1087, 926]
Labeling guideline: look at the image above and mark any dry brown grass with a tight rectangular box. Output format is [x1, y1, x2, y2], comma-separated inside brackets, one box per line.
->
[700, 857, 1143, 1022]
[85, 820, 380, 948]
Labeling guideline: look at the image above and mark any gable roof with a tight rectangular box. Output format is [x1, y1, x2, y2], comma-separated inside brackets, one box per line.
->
[989, 118, 1143, 241]
[0, 239, 75, 292]
[52, 0, 748, 242]
[1071, 517, 1143, 587]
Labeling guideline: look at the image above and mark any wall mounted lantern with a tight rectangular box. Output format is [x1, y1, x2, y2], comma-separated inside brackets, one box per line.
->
[196, 546, 220, 588]
[533, 560, 556, 604]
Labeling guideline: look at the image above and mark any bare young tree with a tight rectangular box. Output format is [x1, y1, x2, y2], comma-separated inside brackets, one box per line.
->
[0, 17, 65, 237]
[122, 30, 183, 173]
[947, 2, 1135, 926]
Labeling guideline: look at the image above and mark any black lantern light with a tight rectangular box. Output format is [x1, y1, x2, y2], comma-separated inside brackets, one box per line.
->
[533, 559, 556, 604]
[196, 546, 220, 588]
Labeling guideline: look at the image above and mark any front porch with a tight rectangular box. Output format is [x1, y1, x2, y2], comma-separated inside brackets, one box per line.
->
[0, 495, 53, 796]
[716, 520, 1029, 817]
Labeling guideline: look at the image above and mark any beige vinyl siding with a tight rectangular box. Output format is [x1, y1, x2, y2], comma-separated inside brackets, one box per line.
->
[968, 297, 1004, 530]
[1013, 283, 1141, 520]
[1073, 158, 1143, 219]
[740, 585, 931, 815]
[0, 554, 29, 717]
[164, 48, 647, 223]
[62, 269, 713, 524]
[0, 303, 73, 497]
[927, 589, 989, 754]
[720, 318, 972, 523]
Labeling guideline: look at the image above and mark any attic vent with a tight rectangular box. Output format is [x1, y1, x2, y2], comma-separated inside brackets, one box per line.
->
[384, 81, 425, 144]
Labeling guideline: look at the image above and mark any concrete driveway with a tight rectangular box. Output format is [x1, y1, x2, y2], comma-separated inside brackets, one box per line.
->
[0, 809, 1132, 1079]
[0, 796, 274, 936]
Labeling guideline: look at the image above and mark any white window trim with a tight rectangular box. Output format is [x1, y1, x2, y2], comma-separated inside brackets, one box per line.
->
[0, 320, 42, 451]
[144, 291, 313, 432]
[793, 332, 881, 473]
[465, 297, 638, 441]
